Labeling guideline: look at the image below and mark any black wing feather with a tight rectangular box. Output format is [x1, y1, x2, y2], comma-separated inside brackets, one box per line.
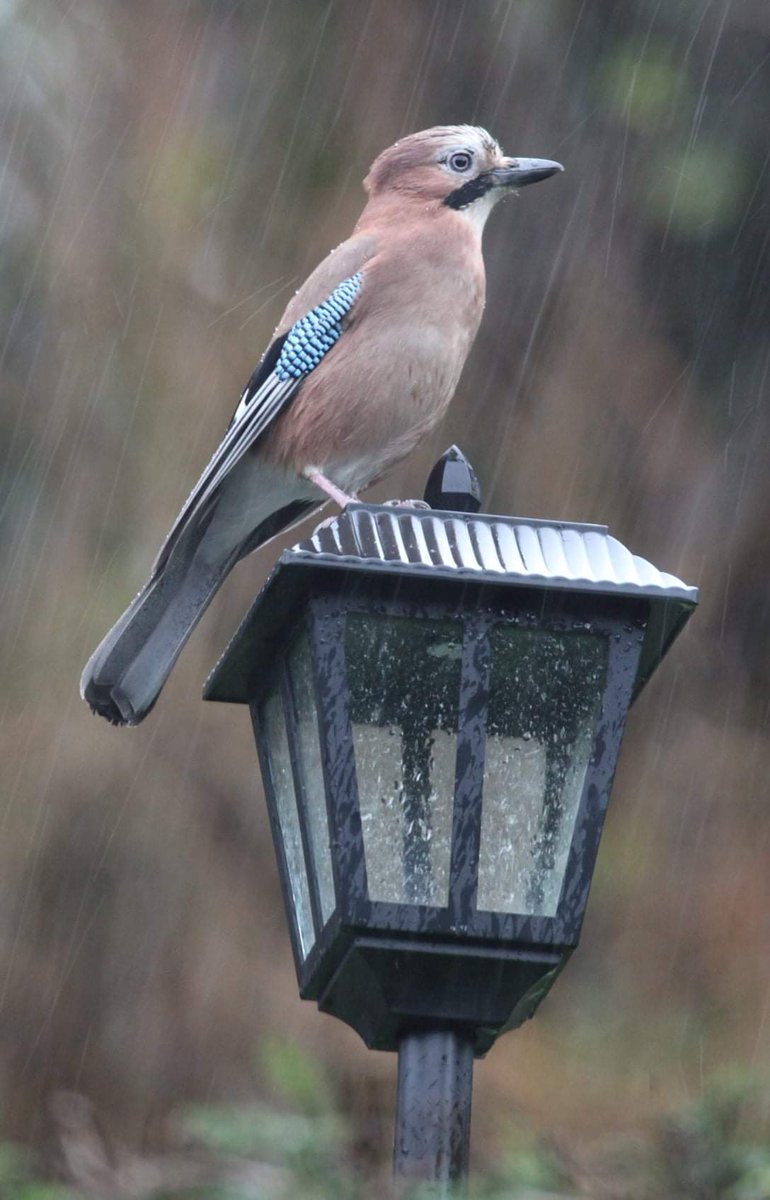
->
[226, 332, 289, 431]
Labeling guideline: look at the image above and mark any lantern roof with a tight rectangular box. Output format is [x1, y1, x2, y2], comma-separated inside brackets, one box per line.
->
[204, 503, 698, 706]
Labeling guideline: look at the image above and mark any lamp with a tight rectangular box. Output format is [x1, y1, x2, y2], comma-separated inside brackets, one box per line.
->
[205, 447, 698, 1188]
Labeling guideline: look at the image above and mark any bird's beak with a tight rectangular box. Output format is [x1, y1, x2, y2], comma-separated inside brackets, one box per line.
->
[490, 157, 564, 188]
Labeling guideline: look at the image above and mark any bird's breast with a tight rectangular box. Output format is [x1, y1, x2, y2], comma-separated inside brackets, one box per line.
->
[263, 228, 486, 492]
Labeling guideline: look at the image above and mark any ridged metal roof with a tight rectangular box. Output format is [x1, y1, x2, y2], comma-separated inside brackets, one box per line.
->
[205, 503, 698, 706]
[294, 505, 697, 602]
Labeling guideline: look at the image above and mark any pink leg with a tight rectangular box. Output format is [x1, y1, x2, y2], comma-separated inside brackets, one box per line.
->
[304, 469, 358, 509]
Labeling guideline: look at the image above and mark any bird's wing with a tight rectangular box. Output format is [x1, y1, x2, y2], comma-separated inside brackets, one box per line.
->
[151, 268, 366, 574]
[275, 233, 376, 334]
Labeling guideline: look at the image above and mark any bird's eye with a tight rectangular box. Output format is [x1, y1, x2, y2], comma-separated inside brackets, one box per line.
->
[447, 150, 473, 173]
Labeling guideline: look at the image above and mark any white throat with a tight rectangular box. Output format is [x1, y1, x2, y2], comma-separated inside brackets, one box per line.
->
[455, 188, 503, 236]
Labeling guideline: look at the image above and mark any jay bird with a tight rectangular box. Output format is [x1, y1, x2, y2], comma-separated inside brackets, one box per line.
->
[81, 125, 562, 726]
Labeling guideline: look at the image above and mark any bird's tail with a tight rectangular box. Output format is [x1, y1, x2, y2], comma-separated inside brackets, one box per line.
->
[80, 548, 229, 726]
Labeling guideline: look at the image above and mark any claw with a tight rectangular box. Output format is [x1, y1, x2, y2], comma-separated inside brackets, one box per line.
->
[381, 499, 431, 510]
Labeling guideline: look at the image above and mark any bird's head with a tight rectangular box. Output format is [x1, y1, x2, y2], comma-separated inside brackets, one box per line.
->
[364, 125, 563, 232]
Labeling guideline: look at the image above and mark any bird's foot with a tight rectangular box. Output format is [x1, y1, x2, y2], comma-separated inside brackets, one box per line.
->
[314, 498, 430, 531]
[381, 499, 431, 510]
[304, 469, 358, 509]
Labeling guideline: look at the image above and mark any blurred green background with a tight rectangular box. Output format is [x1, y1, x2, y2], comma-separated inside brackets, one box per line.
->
[2, 0, 770, 1194]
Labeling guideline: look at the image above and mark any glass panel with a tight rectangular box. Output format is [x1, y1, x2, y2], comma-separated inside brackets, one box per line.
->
[288, 631, 336, 926]
[345, 613, 462, 908]
[478, 626, 608, 918]
[260, 687, 315, 958]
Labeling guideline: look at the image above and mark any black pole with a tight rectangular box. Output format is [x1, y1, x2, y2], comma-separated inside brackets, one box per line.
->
[393, 1029, 474, 1194]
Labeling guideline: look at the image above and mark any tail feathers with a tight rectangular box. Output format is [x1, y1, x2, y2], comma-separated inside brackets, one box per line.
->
[81, 552, 229, 726]
[81, 475, 323, 726]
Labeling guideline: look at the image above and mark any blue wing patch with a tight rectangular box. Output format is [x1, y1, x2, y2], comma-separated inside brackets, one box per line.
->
[275, 272, 362, 379]
[150, 271, 363, 572]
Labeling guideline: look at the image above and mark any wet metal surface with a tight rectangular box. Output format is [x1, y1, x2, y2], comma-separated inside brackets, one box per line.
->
[393, 1028, 474, 1193]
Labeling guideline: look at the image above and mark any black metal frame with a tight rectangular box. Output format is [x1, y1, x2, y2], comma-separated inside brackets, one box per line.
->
[250, 569, 645, 1053]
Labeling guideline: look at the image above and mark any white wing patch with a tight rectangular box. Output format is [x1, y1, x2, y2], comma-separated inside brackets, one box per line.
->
[154, 372, 298, 572]
[150, 271, 363, 573]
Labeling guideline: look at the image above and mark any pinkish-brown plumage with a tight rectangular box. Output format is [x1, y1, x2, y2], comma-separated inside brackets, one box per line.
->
[262, 127, 504, 490]
[263, 208, 485, 489]
[81, 125, 563, 725]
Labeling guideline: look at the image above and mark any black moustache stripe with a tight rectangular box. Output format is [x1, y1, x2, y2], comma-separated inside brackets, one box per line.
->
[443, 173, 494, 210]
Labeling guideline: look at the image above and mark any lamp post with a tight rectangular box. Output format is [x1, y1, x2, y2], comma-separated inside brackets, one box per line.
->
[204, 447, 697, 1193]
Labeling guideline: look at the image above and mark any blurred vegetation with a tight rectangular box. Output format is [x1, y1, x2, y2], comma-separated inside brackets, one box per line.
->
[1, 1051, 769, 1197]
[1, 0, 770, 1193]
